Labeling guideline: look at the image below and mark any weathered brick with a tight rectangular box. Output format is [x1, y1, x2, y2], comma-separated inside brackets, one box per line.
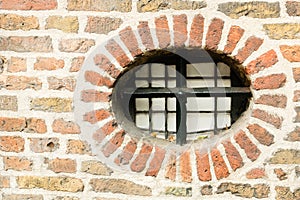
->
[46, 16, 79, 33]
[155, 15, 171, 49]
[195, 151, 211, 181]
[246, 168, 266, 179]
[0, 36, 53, 52]
[222, 140, 243, 171]
[93, 120, 118, 143]
[274, 168, 287, 180]
[81, 90, 111, 102]
[30, 98, 72, 112]
[34, 57, 64, 71]
[2, 194, 43, 200]
[200, 185, 213, 195]
[235, 36, 263, 63]
[165, 152, 176, 181]
[0, 14, 39, 31]
[255, 94, 287, 108]
[53, 197, 79, 200]
[0, 176, 10, 188]
[17, 176, 84, 192]
[94, 54, 121, 79]
[90, 178, 151, 195]
[247, 124, 274, 146]
[165, 187, 192, 197]
[52, 119, 80, 134]
[179, 151, 192, 182]
[223, 25, 244, 54]
[137, 0, 206, 12]
[138, 21, 155, 50]
[48, 76, 76, 92]
[48, 158, 76, 173]
[67, 0, 132, 12]
[286, 1, 300, 16]
[81, 160, 112, 175]
[130, 143, 153, 172]
[70, 56, 84, 72]
[252, 109, 282, 129]
[0, 117, 25, 132]
[105, 39, 131, 67]
[85, 17, 122, 34]
[83, 109, 111, 124]
[253, 74, 286, 90]
[211, 148, 229, 180]
[246, 50, 278, 74]
[173, 14, 187, 47]
[25, 118, 47, 133]
[280, 45, 300, 62]
[218, 2, 280, 19]
[269, 149, 300, 164]
[59, 38, 95, 53]
[85, 71, 114, 88]
[7, 57, 26, 72]
[0, 0, 57, 10]
[4, 156, 32, 171]
[234, 131, 261, 161]
[1, 76, 42, 90]
[66, 139, 91, 155]
[119, 26, 142, 57]
[102, 130, 125, 157]
[115, 139, 137, 165]
[287, 127, 300, 141]
[217, 183, 270, 198]
[275, 186, 298, 200]
[189, 14, 204, 47]
[294, 90, 300, 102]
[30, 138, 59, 153]
[293, 68, 300, 83]
[205, 18, 224, 51]
[0, 96, 17, 111]
[146, 146, 166, 177]
[264, 24, 300, 40]
[0, 136, 24, 152]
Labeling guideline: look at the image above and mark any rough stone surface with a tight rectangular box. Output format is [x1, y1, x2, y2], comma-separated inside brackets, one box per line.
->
[46, 16, 79, 33]
[85, 17, 122, 34]
[200, 185, 213, 195]
[119, 26, 142, 57]
[7, 57, 26, 72]
[25, 118, 47, 133]
[4, 156, 32, 171]
[287, 127, 300, 141]
[48, 76, 76, 91]
[81, 160, 112, 175]
[275, 186, 300, 200]
[246, 168, 266, 179]
[269, 149, 300, 164]
[252, 109, 282, 129]
[274, 168, 288, 180]
[66, 139, 91, 155]
[0, 117, 25, 132]
[34, 57, 64, 71]
[286, 1, 300, 16]
[189, 14, 204, 47]
[280, 45, 300, 62]
[234, 131, 261, 161]
[205, 18, 224, 51]
[253, 74, 286, 90]
[255, 94, 287, 108]
[0, 0, 57, 10]
[0, 96, 17, 111]
[0, 176, 10, 188]
[59, 39, 95, 53]
[2, 194, 43, 200]
[0, 136, 24, 152]
[67, 0, 132, 12]
[222, 140, 243, 171]
[30, 98, 72, 112]
[52, 119, 80, 134]
[246, 50, 278, 74]
[165, 187, 192, 197]
[137, 0, 206, 12]
[70, 56, 84, 72]
[48, 158, 76, 173]
[235, 36, 263, 63]
[29, 138, 59, 153]
[1, 76, 42, 90]
[223, 25, 244, 54]
[217, 183, 270, 198]
[264, 24, 300, 40]
[247, 124, 274, 146]
[0, 14, 39, 31]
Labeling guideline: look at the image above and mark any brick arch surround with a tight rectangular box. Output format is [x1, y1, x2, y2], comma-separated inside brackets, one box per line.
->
[75, 13, 285, 183]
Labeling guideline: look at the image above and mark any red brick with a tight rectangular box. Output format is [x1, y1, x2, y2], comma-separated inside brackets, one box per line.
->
[295, 107, 300, 123]
[25, 118, 47, 133]
[102, 130, 125, 157]
[246, 50, 278, 74]
[0, 117, 26, 132]
[235, 36, 264, 63]
[0, 0, 57, 10]
[211, 148, 229, 180]
[30, 138, 59, 153]
[94, 54, 121, 79]
[0, 136, 24, 152]
[195, 151, 212, 181]
[255, 94, 287, 108]
[280, 45, 300, 62]
[189, 14, 204, 47]
[83, 109, 111, 124]
[234, 131, 261, 161]
[146, 146, 166, 177]
[93, 120, 118, 143]
[179, 151, 192, 182]
[247, 124, 274, 146]
[85, 16, 122, 34]
[130, 143, 153, 172]
[155, 15, 170, 49]
[115, 139, 137, 165]
[34, 57, 64, 71]
[48, 158, 76, 173]
[223, 25, 244, 54]
[70, 56, 84, 72]
[119, 26, 142, 57]
[286, 1, 300, 16]
[253, 73, 286, 90]
[293, 68, 300, 82]
[66, 139, 91, 155]
[246, 168, 266, 179]
[7, 57, 26, 72]
[105, 39, 131, 67]
[81, 89, 111, 102]
[138, 21, 155, 50]
[85, 71, 114, 88]
[287, 127, 300, 141]
[222, 140, 243, 171]
[294, 90, 300, 102]
[205, 18, 224, 51]
[165, 152, 176, 181]
[173, 14, 187, 47]
[4, 156, 32, 171]
[0, 176, 10, 188]
[2, 75, 42, 90]
[52, 118, 80, 134]
[252, 109, 282, 129]
[274, 168, 287, 180]
[59, 38, 95, 53]
[48, 76, 76, 91]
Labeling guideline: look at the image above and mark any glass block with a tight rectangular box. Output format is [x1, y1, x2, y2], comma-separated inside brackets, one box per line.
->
[217, 113, 231, 129]
[217, 97, 231, 111]
[135, 64, 149, 77]
[151, 98, 165, 111]
[136, 98, 149, 111]
[187, 113, 214, 132]
[135, 80, 149, 88]
[152, 113, 165, 131]
[151, 79, 165, 87]
[187, 79, 215, 88]
[187, 63, 215, 77]
[167, 113, 176, 132]
[187, 97, 214, 111]
[167, 65, 176, 77]
[217, 62, 230, 77]
[151, 63, 165, 77]
[167, 98, 176, 111]
[136, 113, 149, 129]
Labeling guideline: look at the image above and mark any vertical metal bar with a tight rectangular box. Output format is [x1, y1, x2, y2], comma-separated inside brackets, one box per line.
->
[165, 64, 168, 139]
[214, 63, 218, 135]
[149, 64, 152, 134]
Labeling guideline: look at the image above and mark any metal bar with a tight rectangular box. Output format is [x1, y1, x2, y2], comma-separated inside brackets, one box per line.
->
[214, 64, 218, 135]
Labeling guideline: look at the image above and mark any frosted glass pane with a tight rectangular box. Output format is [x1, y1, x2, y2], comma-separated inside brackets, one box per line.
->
[187, 113, 214, 132]
[135, 80, 149, 87]
[187, 63, 215, 77]
[217, 113, 231, 129]
[151, 80, 165, 87]
[167, 98, 176, 111]
[152, 113, 165, 131]
[167, 113, 176, 132]
[217, 62, 230, 76]
[217, 79, 231, 87]
[217, 97, 231, 111]
[136, 113, 149, 129]
[135, 64, 149, 77]
[136, 98, 149, 111]
[151, 64, 165, 77]
[187, 97, 214, 111]
[167, 65, 176, 77]
[187, 79, 214, 87]
[167, 80, 176, 87]
[152, 98, 165, 111]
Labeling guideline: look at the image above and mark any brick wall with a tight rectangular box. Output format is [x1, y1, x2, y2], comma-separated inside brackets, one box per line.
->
[0, 0, 300, 199]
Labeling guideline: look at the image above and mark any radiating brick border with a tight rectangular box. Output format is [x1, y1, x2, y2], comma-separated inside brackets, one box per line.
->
[74, 13, 284, 182]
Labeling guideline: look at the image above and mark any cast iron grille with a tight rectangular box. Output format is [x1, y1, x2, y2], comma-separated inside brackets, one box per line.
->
[120, 50, 251, 145]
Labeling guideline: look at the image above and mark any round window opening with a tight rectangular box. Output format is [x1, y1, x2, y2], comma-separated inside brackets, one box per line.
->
[112, 49, 252, 146]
